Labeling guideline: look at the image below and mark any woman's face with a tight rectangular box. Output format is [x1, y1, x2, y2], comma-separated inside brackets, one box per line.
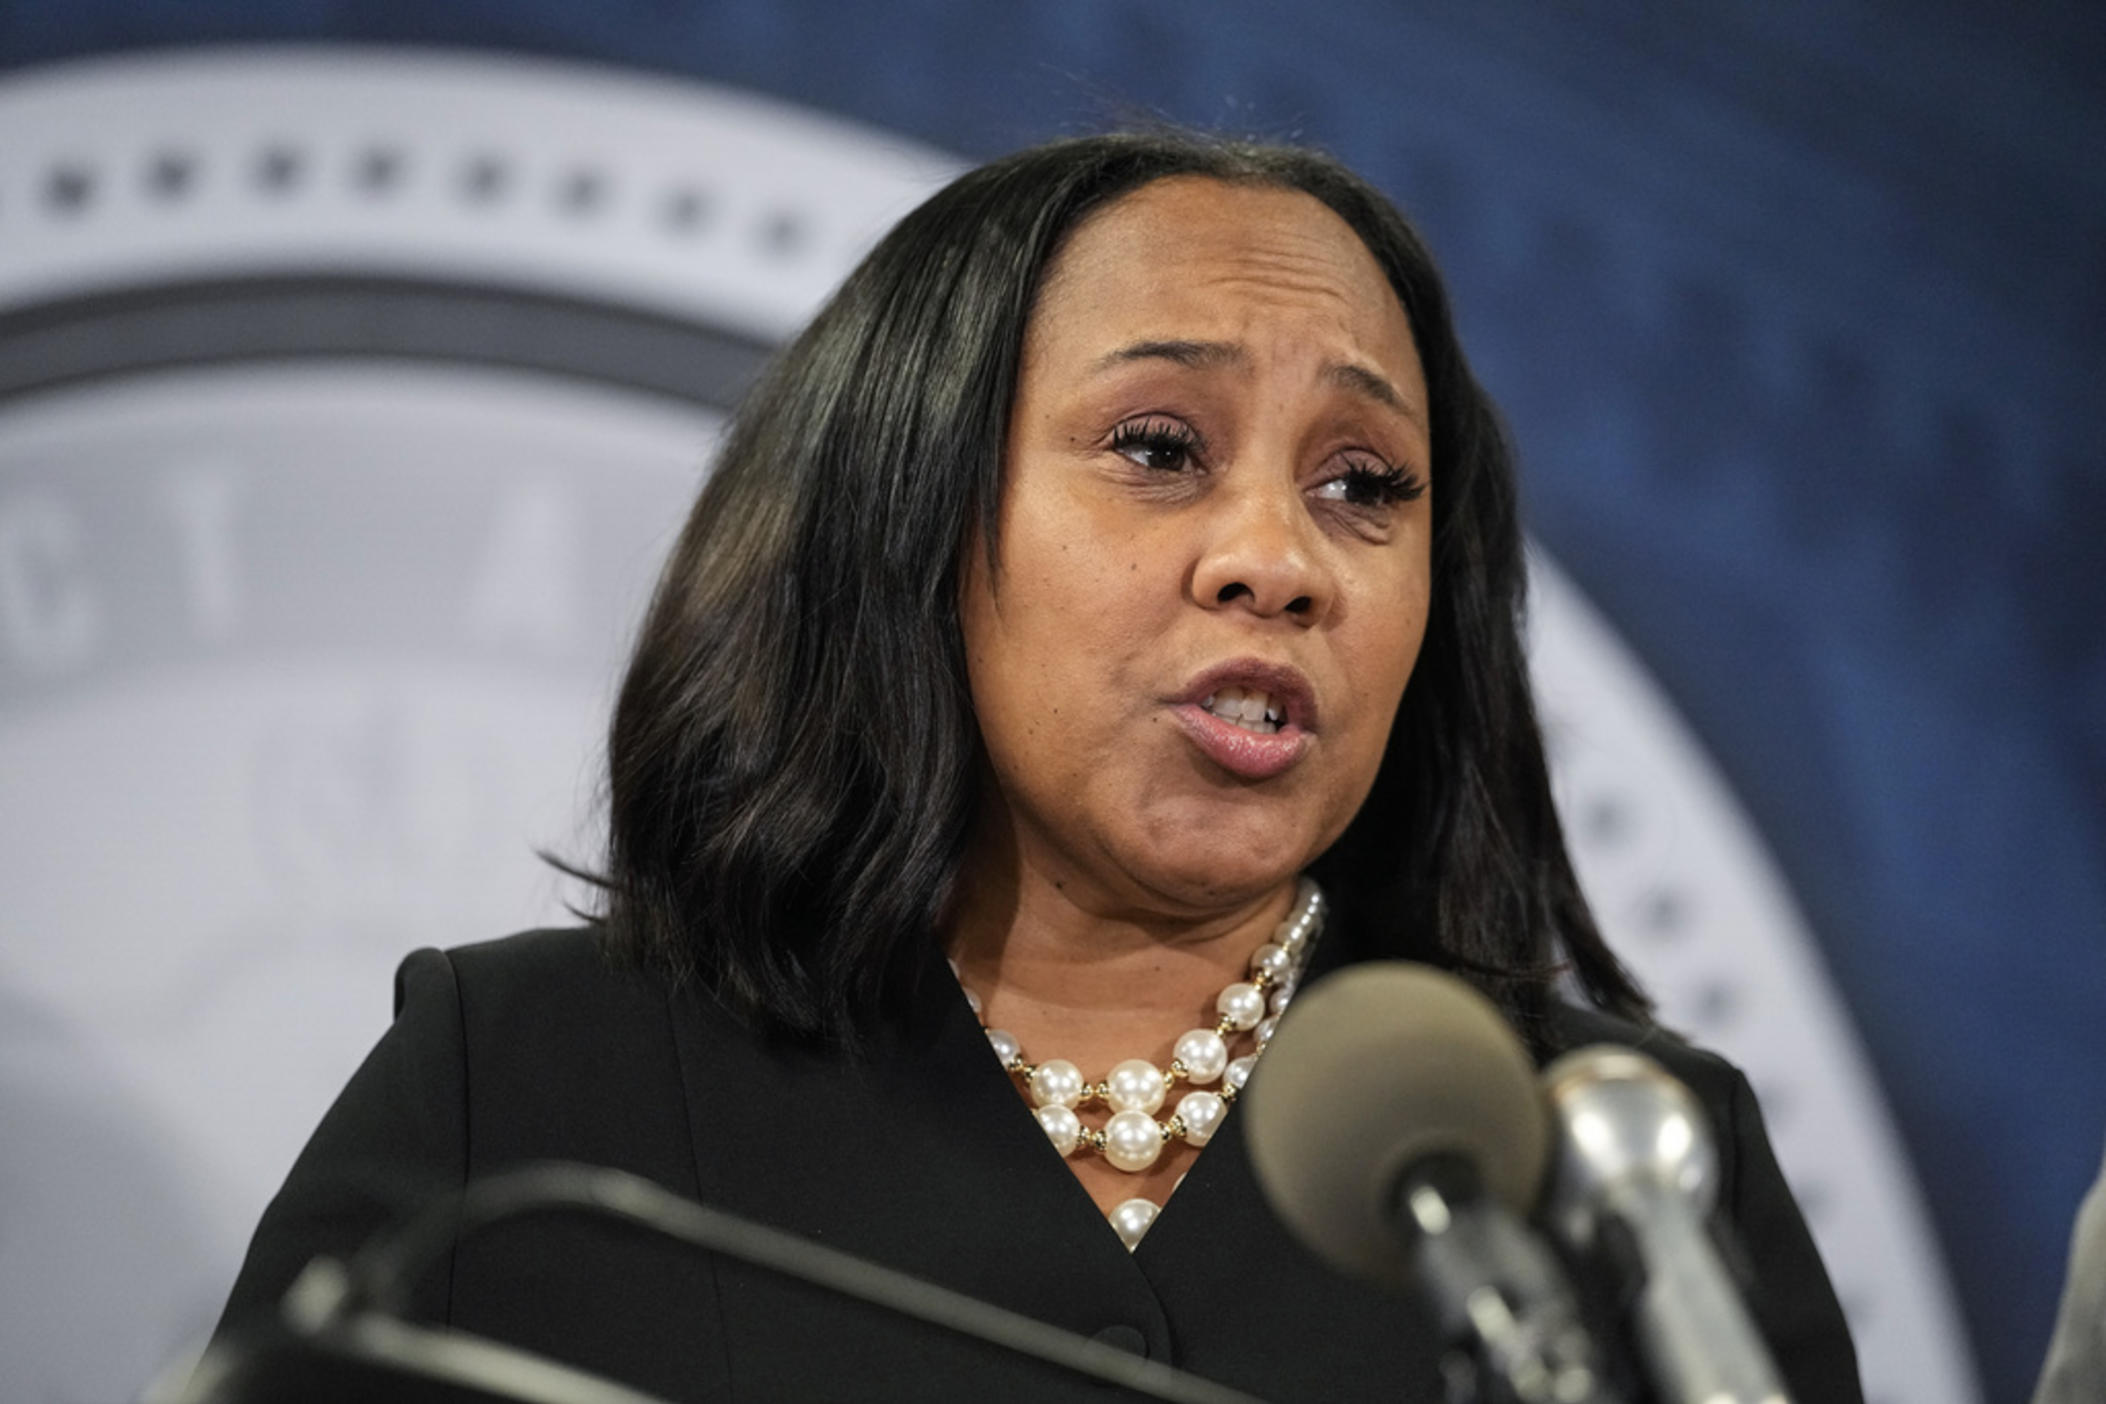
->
[960, 175, 1433, 917]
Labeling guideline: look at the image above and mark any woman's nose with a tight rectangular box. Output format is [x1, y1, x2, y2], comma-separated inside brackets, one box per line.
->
[1190, 481, 1333, 623]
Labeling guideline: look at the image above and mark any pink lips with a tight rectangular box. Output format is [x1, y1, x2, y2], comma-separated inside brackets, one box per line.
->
[1171, 659, 1317, 781]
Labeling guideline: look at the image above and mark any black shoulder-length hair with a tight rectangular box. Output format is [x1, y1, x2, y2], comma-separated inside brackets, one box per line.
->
[592, 129, 1649, 1048]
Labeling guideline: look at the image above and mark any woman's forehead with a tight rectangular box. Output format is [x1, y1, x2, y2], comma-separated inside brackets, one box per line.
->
[1038, 179, 1407, 333]
[1025, 176, 1423, 402]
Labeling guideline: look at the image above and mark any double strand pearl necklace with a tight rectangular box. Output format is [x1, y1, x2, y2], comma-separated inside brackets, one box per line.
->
[955, 878, 1325, 1249]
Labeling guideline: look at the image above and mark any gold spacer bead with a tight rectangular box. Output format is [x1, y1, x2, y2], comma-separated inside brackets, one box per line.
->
[1164, 1115, 1187, 1140]
[1089, 1129, 1107, 1152]
[1215, 1016, 1236, 1036]
[1166, 1059, 1187, 1083]
[1220, 1084, 1239, 1104]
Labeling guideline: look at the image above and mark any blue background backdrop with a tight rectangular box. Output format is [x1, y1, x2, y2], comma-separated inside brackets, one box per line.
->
[4, 4, 2099, 1399]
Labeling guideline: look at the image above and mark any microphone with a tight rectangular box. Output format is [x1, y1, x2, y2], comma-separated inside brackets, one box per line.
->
[1244, 963, 1625, 1404]
[1540, 1046, 1790, 1404]
[180, 1164, 1265, 1404]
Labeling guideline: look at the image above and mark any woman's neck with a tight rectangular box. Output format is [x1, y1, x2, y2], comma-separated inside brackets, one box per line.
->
[942, 825, 1297, 1071]
[941, 823, 1302, 1217]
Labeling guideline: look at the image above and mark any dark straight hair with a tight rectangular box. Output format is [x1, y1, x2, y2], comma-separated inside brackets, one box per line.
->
[594, 130, 1649, 1048]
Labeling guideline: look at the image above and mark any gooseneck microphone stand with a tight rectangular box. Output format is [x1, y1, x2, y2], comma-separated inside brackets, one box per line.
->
[183, 1162, 1267, 1404]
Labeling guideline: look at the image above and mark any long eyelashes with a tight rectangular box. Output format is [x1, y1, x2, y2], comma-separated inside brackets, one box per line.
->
[1109, 416, 1200, 472]
[1108, 416, 1425, 514]
[1327, 461, 1428, 508]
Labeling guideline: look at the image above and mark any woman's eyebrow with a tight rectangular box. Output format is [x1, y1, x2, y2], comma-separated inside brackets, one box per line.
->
[1323, 361, 1426, 432]
[1091, 338, 1244, 372]
[1092, 339, 1426, 433]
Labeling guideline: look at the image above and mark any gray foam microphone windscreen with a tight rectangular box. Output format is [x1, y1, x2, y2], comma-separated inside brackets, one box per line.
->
[1242, 962, 1548, 1290]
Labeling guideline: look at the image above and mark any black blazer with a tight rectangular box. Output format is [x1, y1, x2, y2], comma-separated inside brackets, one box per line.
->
[215, 929, 1862, 1402]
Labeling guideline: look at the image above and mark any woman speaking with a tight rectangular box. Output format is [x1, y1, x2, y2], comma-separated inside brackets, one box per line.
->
[213, 131, 1861, 1401]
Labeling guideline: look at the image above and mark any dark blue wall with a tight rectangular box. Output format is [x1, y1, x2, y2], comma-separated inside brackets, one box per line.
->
[6, 5, 2100, 1399]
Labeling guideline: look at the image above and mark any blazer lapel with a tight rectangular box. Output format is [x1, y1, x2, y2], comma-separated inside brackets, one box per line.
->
[666, 946, 1174, 1395]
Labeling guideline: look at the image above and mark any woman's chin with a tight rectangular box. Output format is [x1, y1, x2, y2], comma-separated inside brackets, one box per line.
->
[1107, 824, 1318, 918]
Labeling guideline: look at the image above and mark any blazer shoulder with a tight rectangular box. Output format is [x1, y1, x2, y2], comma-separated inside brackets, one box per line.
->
[409, 928, 686, 1122]
[409, 928, 705, 1186]
[442, 924, 624, 987]
[419, 926, 669, 1026]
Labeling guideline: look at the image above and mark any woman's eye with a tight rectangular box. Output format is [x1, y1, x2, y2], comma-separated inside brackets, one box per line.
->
[1109, 417, 1201, 473]
[1312, 459, 1427, 509]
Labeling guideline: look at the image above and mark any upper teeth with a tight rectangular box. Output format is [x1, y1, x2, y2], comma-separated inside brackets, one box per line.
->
[1201, 686, 1285, 733]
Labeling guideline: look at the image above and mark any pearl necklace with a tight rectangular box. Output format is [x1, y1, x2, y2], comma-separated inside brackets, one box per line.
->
[955, 878, 1325, 1249]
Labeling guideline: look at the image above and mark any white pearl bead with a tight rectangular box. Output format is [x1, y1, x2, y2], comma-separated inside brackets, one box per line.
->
[1035, 1104, 1083, 1157]
[1253, 1015, 1278, 1048]
[1224, 1055, 1257, 1092]
[1177, 1090, 1227, 1146]
[1273, 918, 1300, 947]
[963, 988, 982, 1016]
[1105, 1059, 1167, 1115]
[1249, 943, 1291, 981]
[1109, 1197, 1159, 1251]
[1217, 982, 1265, 1031]
[1173, 1028, 1229, 1084]
[1102, 1110, 1165, 1172]
[986, 1028, 1019, 1065]
[1029, 1058, 1085, 1109]
[1269, 987, 1294, 1017]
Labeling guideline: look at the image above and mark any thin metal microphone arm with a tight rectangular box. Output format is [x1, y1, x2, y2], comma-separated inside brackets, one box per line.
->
[309, 1161, 1267, 1404]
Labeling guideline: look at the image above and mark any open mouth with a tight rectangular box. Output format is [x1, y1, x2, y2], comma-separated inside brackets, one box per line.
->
[1173, 660, 1316, 781]
[1200, 684, 1287, 735]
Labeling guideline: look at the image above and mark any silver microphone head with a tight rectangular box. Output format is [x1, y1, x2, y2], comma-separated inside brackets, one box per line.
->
[1541, 1045, 1718, 1242]
[1543, 1046, 1792, 1404]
